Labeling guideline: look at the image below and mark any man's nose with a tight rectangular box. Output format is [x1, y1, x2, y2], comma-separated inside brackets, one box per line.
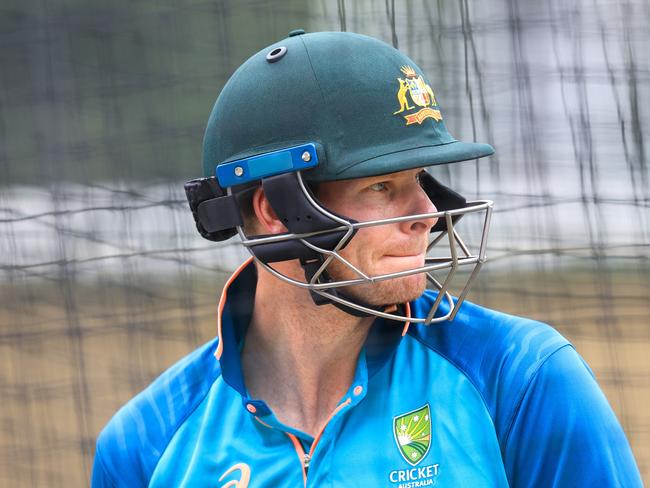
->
[402, 185, 438, 234]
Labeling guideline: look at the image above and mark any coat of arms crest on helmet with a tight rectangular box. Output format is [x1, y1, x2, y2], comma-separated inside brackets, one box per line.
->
[394, 66, 442, 125]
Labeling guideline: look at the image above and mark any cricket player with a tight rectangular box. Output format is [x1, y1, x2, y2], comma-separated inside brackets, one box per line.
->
[92, 31, 642, 487]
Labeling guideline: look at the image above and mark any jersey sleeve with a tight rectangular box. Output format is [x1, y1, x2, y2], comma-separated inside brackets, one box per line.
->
[90, 392, 162, 487]
[91, 442, 118, 488]
[90, 338, 222, 487]
[503, 344, 642, 487]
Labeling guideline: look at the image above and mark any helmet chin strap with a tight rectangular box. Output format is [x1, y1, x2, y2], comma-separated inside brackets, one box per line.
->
[300, 257, 400, 318]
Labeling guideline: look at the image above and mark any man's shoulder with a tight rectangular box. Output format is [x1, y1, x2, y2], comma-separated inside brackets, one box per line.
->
[92, 338, 222, 487]
[408, 292, 573, 437]
[410, 291, 571, 365]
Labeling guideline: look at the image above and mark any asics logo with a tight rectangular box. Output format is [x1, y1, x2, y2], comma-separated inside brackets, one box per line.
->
[218, 462, 251, 488]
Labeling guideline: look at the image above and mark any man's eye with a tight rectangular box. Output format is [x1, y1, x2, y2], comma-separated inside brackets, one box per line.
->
[369, 182, 387, 192]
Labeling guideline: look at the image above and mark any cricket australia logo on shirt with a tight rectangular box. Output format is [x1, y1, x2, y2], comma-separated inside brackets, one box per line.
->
[389, 404, 439, 487]
[394, 403, 431, 465]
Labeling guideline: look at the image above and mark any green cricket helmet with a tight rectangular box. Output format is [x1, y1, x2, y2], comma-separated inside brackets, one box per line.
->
[185, 30, 494, 323]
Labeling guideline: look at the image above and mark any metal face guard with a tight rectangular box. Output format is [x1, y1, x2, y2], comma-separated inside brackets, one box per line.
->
[237, 172, 493, 325]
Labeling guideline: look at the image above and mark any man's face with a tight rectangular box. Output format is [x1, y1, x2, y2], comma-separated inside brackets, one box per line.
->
[315, 168, 438, 306]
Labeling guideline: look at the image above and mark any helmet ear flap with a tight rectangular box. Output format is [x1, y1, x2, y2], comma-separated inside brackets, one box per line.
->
[184, 177, 242, 241]
[418, 171, 467, 232]
[247, 172, 357, 263]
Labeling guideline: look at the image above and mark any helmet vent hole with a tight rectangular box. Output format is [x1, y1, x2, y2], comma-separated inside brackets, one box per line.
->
[296, 216, 300, 221]
[266, 46, 287, 63]
[282, 218, 289, 223]
[306, 215, 312, 220]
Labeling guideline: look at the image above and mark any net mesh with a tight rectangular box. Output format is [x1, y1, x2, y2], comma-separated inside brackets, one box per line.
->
[1, 0, 648, 485]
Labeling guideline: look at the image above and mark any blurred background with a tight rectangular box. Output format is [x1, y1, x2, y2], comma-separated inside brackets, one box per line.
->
[1, 0, 648, 485]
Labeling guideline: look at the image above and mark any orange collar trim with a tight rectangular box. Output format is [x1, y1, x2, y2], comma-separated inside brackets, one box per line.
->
[214, 257, 254, 361]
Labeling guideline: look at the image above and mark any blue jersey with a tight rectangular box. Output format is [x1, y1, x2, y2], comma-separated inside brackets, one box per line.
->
[92, 260, 642, 487]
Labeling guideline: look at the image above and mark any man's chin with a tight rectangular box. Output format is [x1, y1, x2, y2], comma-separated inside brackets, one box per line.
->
[339, 274, 427, 307]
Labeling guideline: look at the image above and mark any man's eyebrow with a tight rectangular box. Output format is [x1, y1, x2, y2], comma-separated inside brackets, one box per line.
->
[360, 173, 401, 184]
[361, 170, 420, 185]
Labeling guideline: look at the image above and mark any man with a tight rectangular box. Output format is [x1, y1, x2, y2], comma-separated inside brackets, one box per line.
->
[92, 31, 642, 487]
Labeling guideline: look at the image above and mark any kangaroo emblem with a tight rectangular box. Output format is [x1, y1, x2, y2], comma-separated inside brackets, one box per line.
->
[394, 78, 414, 114]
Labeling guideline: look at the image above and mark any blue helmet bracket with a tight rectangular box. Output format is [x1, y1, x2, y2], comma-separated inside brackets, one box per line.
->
[216, 143, 319, 188]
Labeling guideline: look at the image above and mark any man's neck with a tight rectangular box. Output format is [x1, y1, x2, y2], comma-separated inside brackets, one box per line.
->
[240, 263, 374, 438]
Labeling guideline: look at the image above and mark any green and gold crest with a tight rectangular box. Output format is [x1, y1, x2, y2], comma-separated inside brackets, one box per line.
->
[393, 404, 431, 466]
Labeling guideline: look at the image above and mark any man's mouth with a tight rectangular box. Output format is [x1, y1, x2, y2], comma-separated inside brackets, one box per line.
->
[382, 252, 427, 265]
[384, 246, 427, 258]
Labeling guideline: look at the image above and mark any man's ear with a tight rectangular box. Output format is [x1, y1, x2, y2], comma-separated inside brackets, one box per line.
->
[252, 186, 288, 234]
